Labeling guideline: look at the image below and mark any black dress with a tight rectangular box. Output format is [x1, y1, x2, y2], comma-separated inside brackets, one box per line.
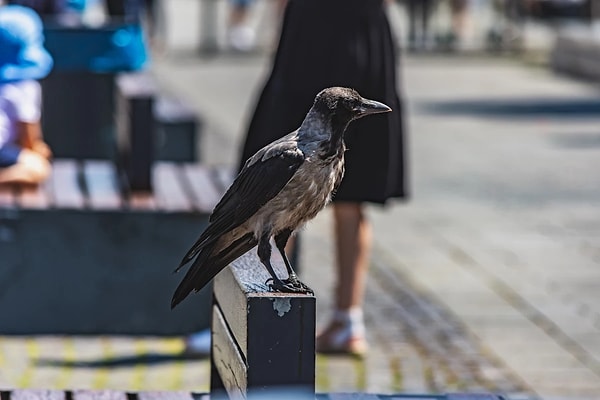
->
[239, 0, 408, 204]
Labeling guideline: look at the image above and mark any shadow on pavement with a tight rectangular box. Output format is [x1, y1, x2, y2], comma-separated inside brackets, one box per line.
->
[421, 97, 600, 119]
[550, 132, 600, 148]
[36, 352, 208, 368]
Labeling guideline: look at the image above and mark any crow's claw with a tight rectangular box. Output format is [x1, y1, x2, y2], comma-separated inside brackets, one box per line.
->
[283, 278, 314, 295]
[265, 277, 274, 286]
[269, 278, 314, 295]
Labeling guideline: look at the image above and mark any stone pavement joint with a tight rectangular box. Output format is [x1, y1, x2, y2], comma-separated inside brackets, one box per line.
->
[437, 238, 600, 379]
[368, 247, 533, 397]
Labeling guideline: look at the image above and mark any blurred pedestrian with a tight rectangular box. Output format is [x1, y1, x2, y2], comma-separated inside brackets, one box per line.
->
[0, 5, 53, 185]
[405, 0, 438, 51]
[227, 0, 256, 52]
[105, 0, 148, 22]
[448, 0, 468, 50]
[141, 0, 165, 50]
[238, 0, 408, 356]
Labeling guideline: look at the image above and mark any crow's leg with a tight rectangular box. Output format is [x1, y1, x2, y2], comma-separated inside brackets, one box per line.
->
[274, 229, 313, 294]
[257, 231, 284, 287]
[257, 231, 309, 294]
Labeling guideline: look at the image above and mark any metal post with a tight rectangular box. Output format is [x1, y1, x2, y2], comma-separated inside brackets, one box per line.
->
[200, 0, 219, 54]
[592, 0, 600, 22]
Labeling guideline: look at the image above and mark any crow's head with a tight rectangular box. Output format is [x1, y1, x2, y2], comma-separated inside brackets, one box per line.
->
[308, 87, 392, 158]
[313, 87, 392, 124]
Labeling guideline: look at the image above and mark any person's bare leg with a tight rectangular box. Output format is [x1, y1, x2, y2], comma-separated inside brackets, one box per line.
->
[0, 149, 50, 185]
[228, 4, 247, 27]
[333, 202, 371, 310]
[316, 202, 371, 356]
[450, 0, 468, 48]
[276, 0, 287, 17]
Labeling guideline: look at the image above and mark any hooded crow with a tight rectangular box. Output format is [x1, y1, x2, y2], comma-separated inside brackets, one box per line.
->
[171, 87, 391, 308]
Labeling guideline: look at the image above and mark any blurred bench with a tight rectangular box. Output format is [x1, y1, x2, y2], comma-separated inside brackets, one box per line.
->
[40, 18, 144, 160]
[0, 389, 509, 399]
[0, 390, 204, 399]
[155, 96, 202, 162]
[0, 61, 219, 334]
[42, 71, 201, 162]
[41, 19, 201, 162]
[0, 159, 226, 334]
[551, 28, 600, 82]
[116, 72, 203, 192]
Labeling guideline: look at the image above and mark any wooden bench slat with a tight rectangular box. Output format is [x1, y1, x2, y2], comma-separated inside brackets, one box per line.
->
[17, 181, 51, 209]
[71, 390, 128, 400]
[152, 162, 192, 212]
[0, 185, 16, 208]
[83, 161, 122, 210]
[127, 192, 157, 211]
[136, 391, 194, 400]
[50, 160, 85, 209]
[0, 391, 500, 400]
[213, 264, 251, 355]
[212, 303, 247, 400]
[329, 394, 383, 400]
[182, 164, 222, 213]
[8, 389, 66, 399]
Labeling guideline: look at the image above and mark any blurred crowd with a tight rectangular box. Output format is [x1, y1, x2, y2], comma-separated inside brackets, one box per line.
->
[404, 0, 597, 52]
[1, 0, 596, 55]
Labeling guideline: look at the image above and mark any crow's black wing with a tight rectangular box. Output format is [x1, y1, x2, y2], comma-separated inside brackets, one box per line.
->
[171, 232, 257, 308]
[177, 142, 304, 269]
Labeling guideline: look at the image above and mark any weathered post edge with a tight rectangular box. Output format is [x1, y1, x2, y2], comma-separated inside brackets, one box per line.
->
[210, 252, 316, 400]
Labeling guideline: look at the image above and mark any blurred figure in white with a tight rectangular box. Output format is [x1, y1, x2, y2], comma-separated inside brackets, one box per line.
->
[0, 5, 53, 185]
[227, 0, 256, 52]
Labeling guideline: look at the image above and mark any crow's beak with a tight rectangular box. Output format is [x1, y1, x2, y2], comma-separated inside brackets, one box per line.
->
[356, 98, 392, 117]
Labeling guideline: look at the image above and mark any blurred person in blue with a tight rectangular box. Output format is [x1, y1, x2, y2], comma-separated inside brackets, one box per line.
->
[5, 0, 67, 15]
[0, 5, 53, 185]
[103, 0, 163, 51]
[237, 0, 408, 356]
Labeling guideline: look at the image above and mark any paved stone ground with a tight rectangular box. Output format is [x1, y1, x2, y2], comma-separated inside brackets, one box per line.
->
[374, 57, 600, 400]
[1, 1, 599, 399]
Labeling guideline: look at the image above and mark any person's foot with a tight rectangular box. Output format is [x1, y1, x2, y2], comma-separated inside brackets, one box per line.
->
[316, 320, 368, 357]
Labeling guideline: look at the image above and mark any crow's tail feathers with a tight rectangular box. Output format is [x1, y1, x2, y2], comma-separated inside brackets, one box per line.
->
[175, 237, 208, 272]
[171, 242, 214, 309]
[171, 233, 258, 309]
[175, 219, 236, 271]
